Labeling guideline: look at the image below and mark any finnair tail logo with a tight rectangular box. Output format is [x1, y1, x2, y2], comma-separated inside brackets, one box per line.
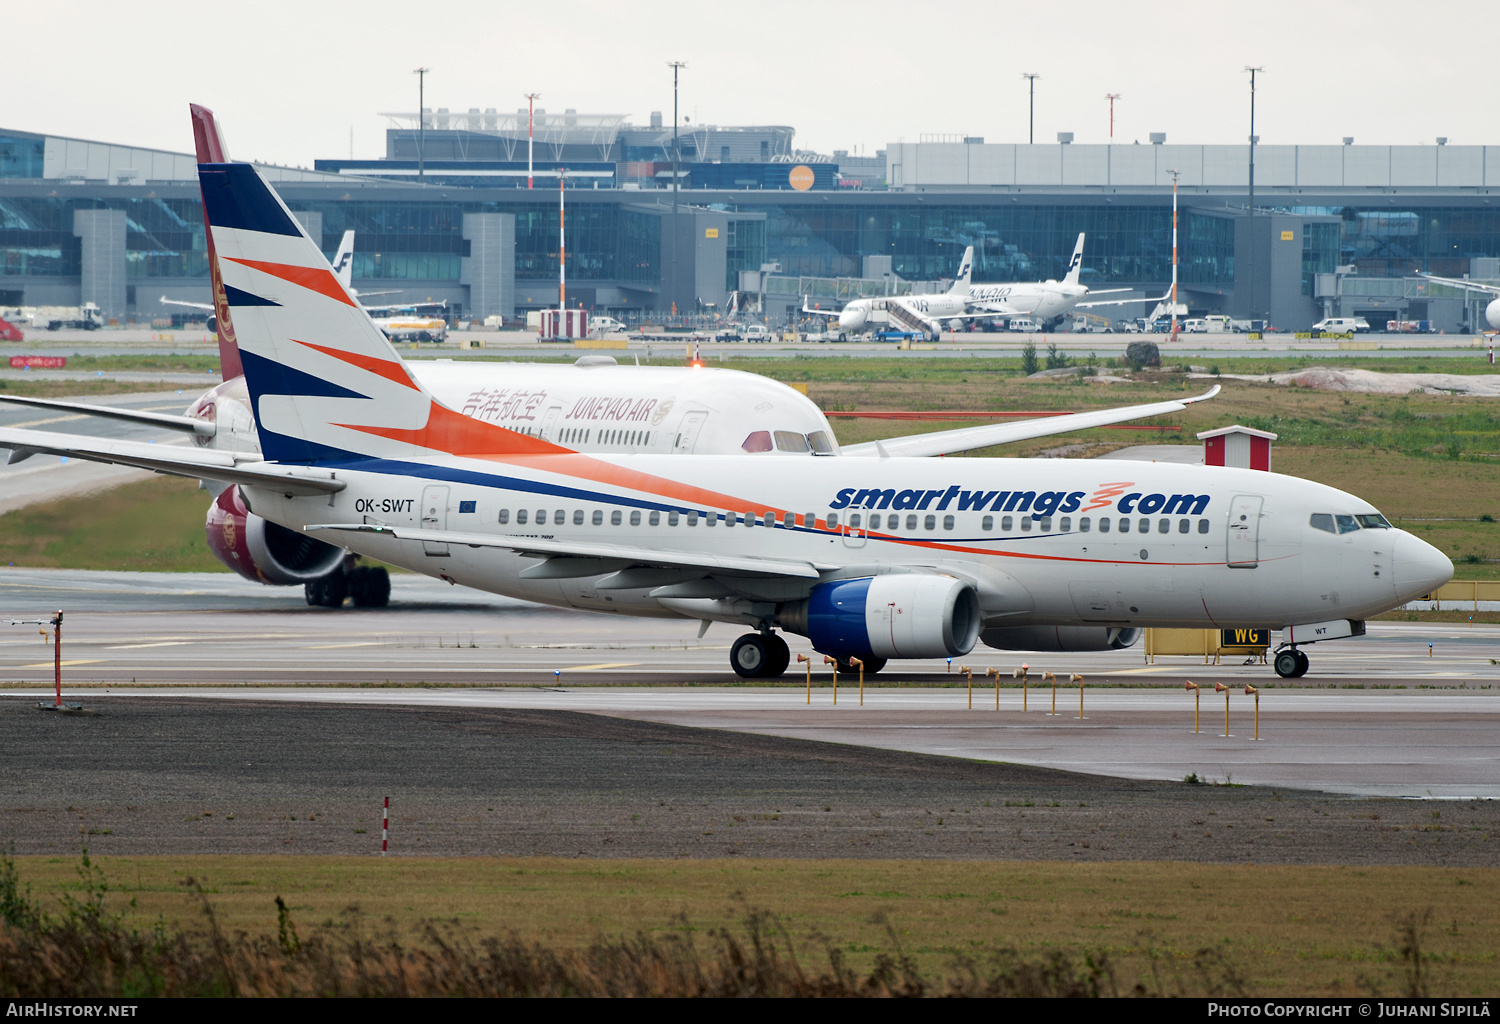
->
[828, 483, 1209, 519]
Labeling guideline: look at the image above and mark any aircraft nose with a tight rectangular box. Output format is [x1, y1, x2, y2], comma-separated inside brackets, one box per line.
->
[839, 309, 863, 330]
[1393, 532, 1453, 603]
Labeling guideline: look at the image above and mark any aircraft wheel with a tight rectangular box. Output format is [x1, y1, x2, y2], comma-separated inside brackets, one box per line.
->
[1274, 649, 1301, 679]
[730, 634, 769, 678]
[304, 579, 322, 606]
[1291, 648, 1310, 678]
[348, 566, 391, 608]
[761, 633, 790, 678]
[313, 571, 348, 608]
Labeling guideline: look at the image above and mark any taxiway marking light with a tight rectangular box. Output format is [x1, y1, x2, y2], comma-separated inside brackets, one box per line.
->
[823, 655, 838, 705]
[960, 665, 973, 709]
[1214, 682, 1231, 737]
[1244, 684, 1261, 741]
[796, 653, 812, 703]
[850, 657, 866, 706]
[1071, 673, 1086, 720]
[1014, 665, 1030, 712]
[1185, 681, 1201, 733]
[1043, 671, 1059, 716]
[986, 667, 1001, 711]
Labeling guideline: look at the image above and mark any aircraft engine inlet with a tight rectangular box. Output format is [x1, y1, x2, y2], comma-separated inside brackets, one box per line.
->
[980, 626, 1142, 652]
[205, 486, 345, 585]
[779, 575, 980, 660]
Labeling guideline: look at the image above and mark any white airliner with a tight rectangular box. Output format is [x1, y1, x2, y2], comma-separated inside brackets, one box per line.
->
[1415, 273, 1500, 331]
[0, 156, 1452, 683]
[806, 235, 1160, 337]
[804, 246, 976, 337]
[966, 234, 1160, 322]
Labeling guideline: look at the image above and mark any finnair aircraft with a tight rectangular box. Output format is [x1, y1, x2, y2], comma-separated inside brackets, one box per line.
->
[0, 158, 1452, 681]
[966, 234, 1157, 322]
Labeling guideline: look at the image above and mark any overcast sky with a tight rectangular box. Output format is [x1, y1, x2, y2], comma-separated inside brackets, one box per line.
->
[8, 0, 1494, 166]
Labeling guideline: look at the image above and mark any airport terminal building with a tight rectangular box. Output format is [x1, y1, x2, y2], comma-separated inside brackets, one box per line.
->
[4, 111, 1500, 331]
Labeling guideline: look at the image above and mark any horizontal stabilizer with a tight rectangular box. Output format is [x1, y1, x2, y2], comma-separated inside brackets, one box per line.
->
[0, 425, 344, 495]
[0, 394, 214, 436]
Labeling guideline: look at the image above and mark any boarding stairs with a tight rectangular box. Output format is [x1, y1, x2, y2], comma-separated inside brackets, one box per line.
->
[887, 299, 940, 339]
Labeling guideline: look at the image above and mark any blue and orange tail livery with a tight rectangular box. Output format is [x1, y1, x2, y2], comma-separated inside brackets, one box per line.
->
[200, 161, 555, 464]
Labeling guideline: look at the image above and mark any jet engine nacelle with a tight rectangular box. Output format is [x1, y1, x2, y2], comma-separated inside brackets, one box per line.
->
[205, 486, 345, 585]
[981, 625, 1142, 653]
[1487, 297, 1500, 331]
[780, 575, 980, 660]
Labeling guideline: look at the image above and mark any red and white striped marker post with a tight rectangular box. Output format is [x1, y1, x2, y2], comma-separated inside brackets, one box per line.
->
[381, 796, 389, 856]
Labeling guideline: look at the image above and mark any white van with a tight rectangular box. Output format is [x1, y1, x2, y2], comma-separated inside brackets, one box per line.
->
[1181, 318, 1208, 333]
[589, 316, 629, 338]
[1007, 317, 1041, 333]
[1311, 317, 1359, 334]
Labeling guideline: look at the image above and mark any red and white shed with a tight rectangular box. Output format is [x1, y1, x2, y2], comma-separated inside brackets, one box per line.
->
[1197, 424, 1277, 471]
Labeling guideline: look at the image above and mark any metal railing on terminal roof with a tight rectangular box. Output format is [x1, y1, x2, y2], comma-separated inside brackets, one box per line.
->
[763, 275, 946, 301]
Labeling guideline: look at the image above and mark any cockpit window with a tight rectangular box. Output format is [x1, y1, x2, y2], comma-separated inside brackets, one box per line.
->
[741, 430, 773, 453]
[807, 430, 836, 454]
[1356, 514, 1391, 529]
[1334, 514, 1360, 534]
[1310, 513, 1336, 534]
[774, 430, 811, 453]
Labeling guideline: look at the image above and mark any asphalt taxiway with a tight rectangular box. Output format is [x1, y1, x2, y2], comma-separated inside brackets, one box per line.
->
[1, 569, 1496, 800]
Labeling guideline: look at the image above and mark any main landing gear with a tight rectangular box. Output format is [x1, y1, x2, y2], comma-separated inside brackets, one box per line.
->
[304, 562, 391, 609]
[731, 632, 790, 679]
[1273, 646, 1310, 679]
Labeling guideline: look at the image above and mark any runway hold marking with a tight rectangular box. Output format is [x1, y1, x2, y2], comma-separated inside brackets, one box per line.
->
[107, 642, 193, 649]
[558, 662, 641, 672]
[21, 660, 102, 668]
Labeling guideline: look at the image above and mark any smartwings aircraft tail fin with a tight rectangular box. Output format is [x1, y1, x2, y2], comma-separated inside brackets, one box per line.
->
[1063, 233, 1085, 286]
[200, 160, 558, 464]
[948, 246, 974, 295]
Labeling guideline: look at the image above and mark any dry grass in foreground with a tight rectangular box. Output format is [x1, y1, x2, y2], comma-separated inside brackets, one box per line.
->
[5, 854, 1496, 997]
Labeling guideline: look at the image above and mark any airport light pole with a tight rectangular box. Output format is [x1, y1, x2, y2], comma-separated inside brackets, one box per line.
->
[667, 60, 687, 319]
[1021, 73, 1040, 144]
[1244, 66, 1264, 324]
[525, 93, 540, 189]
[413, 68, 431, 180]
[1168, 168, 1180, 343]
[1105, 93, 1120, 140]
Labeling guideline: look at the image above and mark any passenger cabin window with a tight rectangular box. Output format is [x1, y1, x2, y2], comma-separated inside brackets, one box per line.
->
[1158, 519, 1169, 534]
[849, 514, 862, 528]
[1060, 516, 1070, 532]
[742, 431, 773, 453]
[763, 512, 775, 527]
[782, 512, 794, 528]
[687, 512, 699, 526]
[1198, 519, 1210, 534]
[1098, 517, 1109, 534]
[593, 510, 604, 526]
[573, 510, 584, 525]
[516, 509, 528, 525]
[924, 515, 936, 530]
[650, 511, 661, 526]
[668, 512, 679, 526]
[982, 515, 993, 531]
[943, 515, 955, 530]
[1021, 517, 1032, 533]
[1001, 516, 1013, 532]
[630, 511, 641, 526]
[1079, 517, 1090, 533]
[869, 514, 882, 530]
[611, 510, 622, 525]
[1039, 516, 1052, 532]
[1118, 519, 1129, 534]
[774, 431, 810, 453]
[906, 515, 918, 531]
[1178, 519, 1190, 534]
[828, 513, 839, 529]
[497, 509, 510, 525]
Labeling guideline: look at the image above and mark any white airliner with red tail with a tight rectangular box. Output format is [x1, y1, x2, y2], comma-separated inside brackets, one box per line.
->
[0, 155, 1449, 681]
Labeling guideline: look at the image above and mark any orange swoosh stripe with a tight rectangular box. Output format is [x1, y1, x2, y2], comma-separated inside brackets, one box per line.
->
[223, 257, 356, 307]
[295, 340, 419, 390]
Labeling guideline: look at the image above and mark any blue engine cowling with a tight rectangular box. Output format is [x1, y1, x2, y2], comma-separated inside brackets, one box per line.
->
[779, 575, 981, 661]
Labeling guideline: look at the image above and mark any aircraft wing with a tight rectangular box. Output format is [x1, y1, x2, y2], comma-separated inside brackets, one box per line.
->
[1417, 273, 1500, 296]
[0, 426, 343, 495]
[801, 300, 840, 318]
[967, 300, 1031, 316]
[360, 299, 448, 315]
[840, 385, 1220, 458]
[0, 394, 214, 436]
[1075, 291, 1167, 309]
[159, 295, 213, 311]
[305, 523, 834, 579]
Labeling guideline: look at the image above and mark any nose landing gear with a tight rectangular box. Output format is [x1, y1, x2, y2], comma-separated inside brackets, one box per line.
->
[1273, 646, 1310, 679]
[730, 632, 791, 679]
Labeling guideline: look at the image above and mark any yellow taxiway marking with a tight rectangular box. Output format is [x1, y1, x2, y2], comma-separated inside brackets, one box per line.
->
[305, 642, 384, 649]
[1109, 666, 1180, 675]
[107, 642, 192, 649]
[557, 662, 641, 672]
[22, 660, 103, 668]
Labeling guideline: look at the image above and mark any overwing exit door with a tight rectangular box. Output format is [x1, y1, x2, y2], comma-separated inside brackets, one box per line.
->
[421, 485, 449, 556]
[1226, 494, 1263, 568]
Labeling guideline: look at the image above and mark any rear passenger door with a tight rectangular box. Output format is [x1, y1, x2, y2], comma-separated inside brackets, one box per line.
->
[1226, 495, 1262, 568]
